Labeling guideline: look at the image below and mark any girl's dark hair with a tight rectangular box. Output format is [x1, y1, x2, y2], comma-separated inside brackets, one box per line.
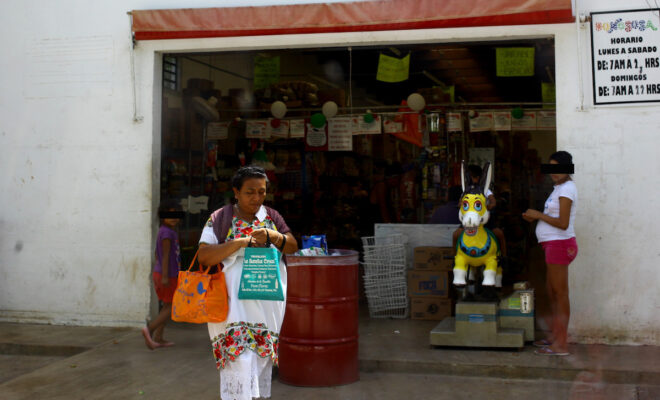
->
[550, 151, 573, 165]
[158, 198, 182, 213]
[231, 165, 268, 190]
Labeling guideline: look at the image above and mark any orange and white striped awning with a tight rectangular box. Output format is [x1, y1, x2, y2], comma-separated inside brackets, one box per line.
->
[132, 0, 573, 40]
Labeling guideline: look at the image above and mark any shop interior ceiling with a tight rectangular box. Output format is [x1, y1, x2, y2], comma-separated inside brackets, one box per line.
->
[182, 39, 555, 108]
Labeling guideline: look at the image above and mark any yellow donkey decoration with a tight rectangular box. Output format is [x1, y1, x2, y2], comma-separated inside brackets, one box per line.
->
[453, 161, 502, 287]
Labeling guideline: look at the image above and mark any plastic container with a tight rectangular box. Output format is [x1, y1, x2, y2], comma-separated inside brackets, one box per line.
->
[278, 249, 359, 387]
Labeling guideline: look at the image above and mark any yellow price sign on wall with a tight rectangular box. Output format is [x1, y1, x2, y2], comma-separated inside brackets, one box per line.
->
[496, 47, 535, 77]
[376, 53, 410, 83]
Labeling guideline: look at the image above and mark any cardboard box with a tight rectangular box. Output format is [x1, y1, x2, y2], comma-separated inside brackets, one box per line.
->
[407, 270, 450, 297]
[413, 247, 454, 271]
[410, 296, 453, 320]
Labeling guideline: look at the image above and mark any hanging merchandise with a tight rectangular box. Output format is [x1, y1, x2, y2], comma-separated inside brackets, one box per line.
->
[399, 167, 417, 222]
[268, 118, 290, 138]
[511, 107, 524, 119]
[406, 93, 426, 112]
[446, 112, 463, 132]
[536, 111, 556, 129]
[206, 141, 218, 168]
[246, 119, 270, 139]
[328, 116, 353, 151]
[427, 113, 441, 133]
[305, 118, 328, 151]
[468, 111, 494, 133]
[493, 112, 512, 131]
[270, 100, 287, 119]
[386, 101, 422, 147]
[351, 113, 381, 135]
[382, 113, 403, 134]
[310, 113, 326, 128]
[321, 101, 338, 119]
[289, 119, 306, 138]
[511, 111, 536, 130]
[207, 121, 230, 140]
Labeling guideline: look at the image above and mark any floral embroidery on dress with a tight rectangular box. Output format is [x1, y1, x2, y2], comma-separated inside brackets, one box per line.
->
[211, 322, 279, 369]
[226, 214, 277, 241]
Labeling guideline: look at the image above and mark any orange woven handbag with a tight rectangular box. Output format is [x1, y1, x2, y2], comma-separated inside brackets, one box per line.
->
[171, 250, 228, 323]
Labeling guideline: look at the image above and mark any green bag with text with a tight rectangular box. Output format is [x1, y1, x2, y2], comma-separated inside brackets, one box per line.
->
[238, 236, 284, 301]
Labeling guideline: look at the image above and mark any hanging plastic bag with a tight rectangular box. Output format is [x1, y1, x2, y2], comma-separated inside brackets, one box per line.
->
[238, 234, 284, 301]
[172, 250, 228, 323]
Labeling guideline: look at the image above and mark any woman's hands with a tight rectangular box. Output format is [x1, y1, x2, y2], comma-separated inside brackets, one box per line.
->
[522, 209, 543, 222]
[249, 228, 281, 247]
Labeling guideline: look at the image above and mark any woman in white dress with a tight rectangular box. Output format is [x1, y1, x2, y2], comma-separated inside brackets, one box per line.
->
[198, 166, 298, 400]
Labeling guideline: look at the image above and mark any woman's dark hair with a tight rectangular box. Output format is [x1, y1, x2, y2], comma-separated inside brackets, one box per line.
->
[231, 165, 268, 190]
[550, 151, 573, 165]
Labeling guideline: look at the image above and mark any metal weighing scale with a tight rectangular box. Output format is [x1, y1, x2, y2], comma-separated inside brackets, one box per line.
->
[430, 283, 535, 348]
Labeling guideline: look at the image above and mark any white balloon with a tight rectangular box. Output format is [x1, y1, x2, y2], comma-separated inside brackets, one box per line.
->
[322, 101, 338, 119]
[407, 93, 426, 112]
[270, 101, 287, 119]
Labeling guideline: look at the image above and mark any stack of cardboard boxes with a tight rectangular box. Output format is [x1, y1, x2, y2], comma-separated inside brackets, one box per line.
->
[407, 247, 455, 320]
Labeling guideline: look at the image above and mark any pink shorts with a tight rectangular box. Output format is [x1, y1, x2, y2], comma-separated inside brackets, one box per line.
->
[541, 237, 578, 266]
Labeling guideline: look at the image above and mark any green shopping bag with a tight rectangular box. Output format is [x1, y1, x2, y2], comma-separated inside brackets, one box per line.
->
[238, 245, 284, 301]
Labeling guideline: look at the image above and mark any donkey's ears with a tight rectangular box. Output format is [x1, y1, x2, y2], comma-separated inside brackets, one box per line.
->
[461, 160, 470, 193]
[480, 162, 492, 196]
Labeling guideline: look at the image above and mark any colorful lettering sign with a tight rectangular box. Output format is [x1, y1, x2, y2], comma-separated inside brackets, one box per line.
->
[591, 9, 660, 104]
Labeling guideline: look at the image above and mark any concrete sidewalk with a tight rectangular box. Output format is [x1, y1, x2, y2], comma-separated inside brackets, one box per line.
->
[1, 316, 659, 399]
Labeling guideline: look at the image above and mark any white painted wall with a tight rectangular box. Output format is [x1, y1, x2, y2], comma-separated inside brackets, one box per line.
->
[0, 0, 658, 344]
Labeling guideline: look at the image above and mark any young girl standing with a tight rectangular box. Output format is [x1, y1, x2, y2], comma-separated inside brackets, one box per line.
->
[142, 200, 182, 350]
[523, 151, 578, 356]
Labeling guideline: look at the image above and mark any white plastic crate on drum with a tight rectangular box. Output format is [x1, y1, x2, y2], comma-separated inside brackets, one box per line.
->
[361, 235, 409, 319]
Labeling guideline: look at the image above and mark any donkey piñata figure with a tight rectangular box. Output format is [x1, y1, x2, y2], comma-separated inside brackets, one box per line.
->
[453, 161, 502, 287]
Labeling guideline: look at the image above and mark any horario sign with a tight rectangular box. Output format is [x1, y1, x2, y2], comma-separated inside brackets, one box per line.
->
[591, 8, 660, 105]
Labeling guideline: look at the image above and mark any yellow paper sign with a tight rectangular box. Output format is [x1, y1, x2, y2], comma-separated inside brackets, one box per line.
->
[376, 53, 410, 83]
[496, 48, 535, 77]
[541, 82, 556, 108]
[254, 56, 280, 90]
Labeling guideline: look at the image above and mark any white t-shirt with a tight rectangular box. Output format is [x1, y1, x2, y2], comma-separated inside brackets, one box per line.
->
[535, 180, 578, 243]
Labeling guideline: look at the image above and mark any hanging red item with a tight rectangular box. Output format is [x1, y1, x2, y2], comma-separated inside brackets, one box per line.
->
[387, 101, 422, 147]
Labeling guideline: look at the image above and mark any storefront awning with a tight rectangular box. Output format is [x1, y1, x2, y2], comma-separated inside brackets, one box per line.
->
[131, 0, 574, 41]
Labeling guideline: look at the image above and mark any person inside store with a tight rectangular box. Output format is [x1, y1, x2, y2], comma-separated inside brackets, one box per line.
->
[452, 165, 507, 258]
[142, 199, 183, 350]
[429, 185, 462, 224]
[522, 151, 578, 356]
[197, 165, 298, 400]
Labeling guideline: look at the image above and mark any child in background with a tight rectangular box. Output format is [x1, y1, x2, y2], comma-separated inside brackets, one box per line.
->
[142, 199, 182, 350]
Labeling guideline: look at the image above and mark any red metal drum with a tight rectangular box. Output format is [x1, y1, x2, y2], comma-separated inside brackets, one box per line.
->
[279, 249, 359, 387]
